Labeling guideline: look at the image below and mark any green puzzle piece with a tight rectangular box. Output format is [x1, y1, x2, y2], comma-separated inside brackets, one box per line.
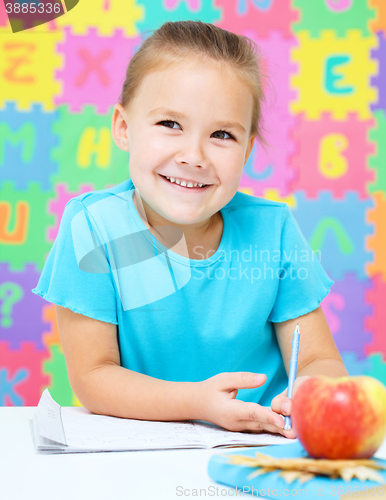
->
[0, 182, 55, 272]
[43, 344, 75, 406]
[293, 0, 376, 37]
[52, 105, 130, 192]
[369, 110, 386, 195]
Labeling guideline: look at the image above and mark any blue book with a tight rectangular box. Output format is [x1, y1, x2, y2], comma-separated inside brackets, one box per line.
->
[208, 442, 386, 499]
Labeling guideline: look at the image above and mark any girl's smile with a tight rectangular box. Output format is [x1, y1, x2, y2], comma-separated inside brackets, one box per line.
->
[158, 173, 212, 192]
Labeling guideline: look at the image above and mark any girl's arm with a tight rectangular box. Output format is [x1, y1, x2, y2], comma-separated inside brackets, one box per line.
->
[55, 305, 203, 421]
[55, 304, 291, 435]
[271, 306, 349, 420]
[274, 306, 348, 378]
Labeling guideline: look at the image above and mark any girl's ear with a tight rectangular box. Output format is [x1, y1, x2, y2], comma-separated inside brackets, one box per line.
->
[244, 134, 257, 166]
[111, 103, 130, 152]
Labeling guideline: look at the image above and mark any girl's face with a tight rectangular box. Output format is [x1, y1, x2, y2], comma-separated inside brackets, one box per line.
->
[113, 58, 256, 228]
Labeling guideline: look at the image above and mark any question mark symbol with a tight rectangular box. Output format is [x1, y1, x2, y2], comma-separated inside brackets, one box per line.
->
[0, 282, 24, 328]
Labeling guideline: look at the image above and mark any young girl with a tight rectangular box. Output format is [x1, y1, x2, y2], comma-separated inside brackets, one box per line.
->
[32, 20, 347, 438]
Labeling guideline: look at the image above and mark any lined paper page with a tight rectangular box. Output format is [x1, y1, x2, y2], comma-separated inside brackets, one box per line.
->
[192, 421, 294, 448]
[61, 407, 205, 450]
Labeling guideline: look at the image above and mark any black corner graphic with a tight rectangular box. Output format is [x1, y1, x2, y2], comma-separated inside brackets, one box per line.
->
[63, 0, 79, 12]
[3, 0, 80, 33]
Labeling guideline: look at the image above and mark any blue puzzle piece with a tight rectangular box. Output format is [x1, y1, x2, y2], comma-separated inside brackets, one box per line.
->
[137, 0, 221, 34]
[341, 352, 371, 376]
[292, 191, 374, 281]
[0, 102, 59, 191]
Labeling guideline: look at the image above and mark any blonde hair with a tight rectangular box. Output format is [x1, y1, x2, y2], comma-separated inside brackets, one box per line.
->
[118, 20, 267, 144]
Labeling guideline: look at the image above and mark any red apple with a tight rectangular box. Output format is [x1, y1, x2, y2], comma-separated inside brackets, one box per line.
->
[291, 375, 386, 460]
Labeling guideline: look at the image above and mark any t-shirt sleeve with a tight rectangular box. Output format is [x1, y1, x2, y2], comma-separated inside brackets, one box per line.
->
[268, 204, 334, 323]
[31, 198, 118, 325]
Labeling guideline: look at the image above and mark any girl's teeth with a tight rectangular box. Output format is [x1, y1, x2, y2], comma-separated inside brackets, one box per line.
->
[164, 176, 206, 188]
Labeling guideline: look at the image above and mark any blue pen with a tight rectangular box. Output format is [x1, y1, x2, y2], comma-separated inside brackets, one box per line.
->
[284, 324, 300, 431]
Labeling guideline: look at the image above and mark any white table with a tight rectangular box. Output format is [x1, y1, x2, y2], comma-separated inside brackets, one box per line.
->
[2, 407, 386, 500]
[0, 407, 247, 500]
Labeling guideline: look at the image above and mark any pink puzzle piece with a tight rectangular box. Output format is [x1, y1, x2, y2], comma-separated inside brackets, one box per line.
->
[240, 107, 296, 196]
[0, 342, 50, 406]
[242, 30, 297, 114]
[291, 113, 375, 198]
[48, 183, 94, 242]
[366, 275, 386, 360]
[55, 27, 142, 114]
[215, 0, 299, 38]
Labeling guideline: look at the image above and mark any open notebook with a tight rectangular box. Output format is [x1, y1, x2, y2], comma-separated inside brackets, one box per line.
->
[30, 389, 296, 454]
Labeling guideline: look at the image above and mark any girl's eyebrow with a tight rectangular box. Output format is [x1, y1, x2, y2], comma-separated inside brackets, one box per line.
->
[148, 107, 246, 134]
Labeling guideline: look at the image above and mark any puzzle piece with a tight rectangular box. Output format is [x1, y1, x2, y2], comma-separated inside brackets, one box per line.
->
[366, 192, 386, 280]
[293, 0, 376, 38]
[0, 181, 55, 271]
[291, 30, 378, 120]
[240, 109, 296, 196]
[138, 0, 221, 33]
[369, 0, 386, 36]
[41, 303, 61, 350]
[55, 0, 144, 37]
[215, 0, 299, 38]
[0, 0, 9, 27]
[43, 344, 76, 406]
[292, 191, 374, 281]
[262, 189, 296, 208]
[0, 30, 62, 111]
[291, 113, 375, 199]
[365, 275, 386, 361]
[371, 33, 386, 112]
[48, 183, 94, 242]
[366, 353, 386, 386]
[0, 341, 50, 406]
[368, 110, 386, 193]
[341, 352, 371, 377]
[0, 102, 59, 190]
[321, 274, 372, 360]
[0, 263, 50, 350]
[241, 30, 297, 115]
[55, 27, 142, 114]
[51, 105, 130, 191]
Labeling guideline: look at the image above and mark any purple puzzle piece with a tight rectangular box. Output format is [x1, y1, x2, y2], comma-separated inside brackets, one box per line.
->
[371, 32, 386, 112]
[0, 263, 49, 350]
[321, 273, 373, 360]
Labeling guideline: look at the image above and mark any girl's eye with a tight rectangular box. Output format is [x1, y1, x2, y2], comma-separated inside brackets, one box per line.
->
[158, 120, 235, 140]
[212, 130, 234, 141]
[158, 120, 181, 130]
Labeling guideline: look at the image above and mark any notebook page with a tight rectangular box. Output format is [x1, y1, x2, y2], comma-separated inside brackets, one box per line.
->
[37, 389, 67, 445]
[192, 420, 295, 448]
[60, 407, 205, 450]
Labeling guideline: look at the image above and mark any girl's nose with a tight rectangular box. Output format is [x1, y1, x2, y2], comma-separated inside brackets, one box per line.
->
[175, 139, 208, 168]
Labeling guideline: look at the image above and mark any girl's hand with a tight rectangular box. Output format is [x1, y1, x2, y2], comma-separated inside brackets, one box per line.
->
[270, 375, 311, 439]
[199, 372, 294, 437]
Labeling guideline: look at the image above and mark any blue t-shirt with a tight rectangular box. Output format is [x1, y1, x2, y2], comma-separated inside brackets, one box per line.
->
[32, 179, 333, 406]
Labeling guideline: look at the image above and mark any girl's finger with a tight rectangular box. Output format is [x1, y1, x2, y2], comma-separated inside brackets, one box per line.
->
[271, 395, 292, 415]
[238, 403, 285, 429]
[217, 372, 267, 391]
[242, 421, 297, 439]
